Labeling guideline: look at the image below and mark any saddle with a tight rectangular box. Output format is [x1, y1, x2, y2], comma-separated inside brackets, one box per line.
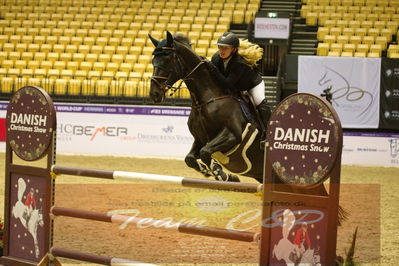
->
[237, 92, 264, 132]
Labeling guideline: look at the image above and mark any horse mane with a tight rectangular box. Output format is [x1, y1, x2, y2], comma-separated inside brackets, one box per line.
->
[173, 33, 192, 48]
[238, 39, 263, 67]
[173, 33, 203, 62]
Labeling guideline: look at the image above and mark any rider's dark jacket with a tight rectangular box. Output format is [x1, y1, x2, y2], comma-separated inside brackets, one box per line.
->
[210, 52, 263, 94]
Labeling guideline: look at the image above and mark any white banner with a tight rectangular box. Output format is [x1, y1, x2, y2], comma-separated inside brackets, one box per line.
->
[342, 133, 399, 167]
[298, 56, 381, 128]
[254, 17, 290, 39]
[56, 112, 193, 158]
[1, 102, 194, 158]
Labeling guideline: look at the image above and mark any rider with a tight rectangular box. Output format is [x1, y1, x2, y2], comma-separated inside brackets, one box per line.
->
[207, 32, 271, 129]
[23, 187, 37, 225]
[293, 222, 311, 257]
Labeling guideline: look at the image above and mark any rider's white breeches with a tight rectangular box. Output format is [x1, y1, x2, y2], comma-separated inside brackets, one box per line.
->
[249, 81, 265, 106]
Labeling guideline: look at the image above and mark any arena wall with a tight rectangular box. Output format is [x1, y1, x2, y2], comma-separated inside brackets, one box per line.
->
[1, 101, 398, 167]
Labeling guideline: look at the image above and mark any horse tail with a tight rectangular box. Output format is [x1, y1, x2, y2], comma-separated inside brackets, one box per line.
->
[238, 39, 263, 67]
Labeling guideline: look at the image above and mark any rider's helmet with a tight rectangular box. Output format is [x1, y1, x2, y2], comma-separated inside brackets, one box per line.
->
[216, 32, 239, 48]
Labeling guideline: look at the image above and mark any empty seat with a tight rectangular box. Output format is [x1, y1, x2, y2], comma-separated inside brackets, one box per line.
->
[341, 51, 353, 57]
[343, 43, 356, 53]
[72, 53, 85, 63]
[106, 62, 119, 73]
[369, 44, 382, 56]
[388, 45, 399, 58]
[47, 53, 59, 62]
[98, 54, 111, 63]
[80, 61, 93, 71]
[66, 61, 79, 73]
[327, 51, 340, 57]
[323, 35, 336, 44]
[96, 80, 109, 96]
[330, 43, 343, 53]
[357, 44, 370, 53]
[103, 46, 116, 55]
[54, 79, 68, 94]
[367, 52, 380, 58]
[375, 36, 388, 50]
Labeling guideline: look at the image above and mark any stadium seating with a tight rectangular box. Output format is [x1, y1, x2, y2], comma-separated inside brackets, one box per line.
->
[0, 0, 261, 97]
[303, 0, 399, 57]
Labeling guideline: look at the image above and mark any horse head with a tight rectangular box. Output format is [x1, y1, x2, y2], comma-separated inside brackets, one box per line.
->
[148, 32, 181, 103]
[149, 31, 203, 103]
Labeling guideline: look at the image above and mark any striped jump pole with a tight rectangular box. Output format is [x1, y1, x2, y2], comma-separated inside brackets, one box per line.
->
[51, 206, 260, 243]
[51, 165, 263, 193]
[50, 247, 158, 266]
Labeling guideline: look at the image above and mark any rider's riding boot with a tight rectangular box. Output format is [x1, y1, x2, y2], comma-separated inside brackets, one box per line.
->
[256, 99, 271, 149]
[257, 99, 271, 127]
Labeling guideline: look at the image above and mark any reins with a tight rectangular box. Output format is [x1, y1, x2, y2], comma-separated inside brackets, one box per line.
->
[151, 47, 206, 97]
[151, 45, 240, 108]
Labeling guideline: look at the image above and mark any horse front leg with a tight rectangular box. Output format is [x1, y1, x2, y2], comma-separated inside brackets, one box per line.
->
[200, 128, 241, 182]
[184, 139, 212, 177]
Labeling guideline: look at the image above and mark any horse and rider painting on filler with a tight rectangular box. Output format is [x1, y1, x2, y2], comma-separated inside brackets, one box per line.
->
[10, 175, 46, 261]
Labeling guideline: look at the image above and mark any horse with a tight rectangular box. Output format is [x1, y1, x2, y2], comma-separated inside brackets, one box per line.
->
[149, 31, 264, 183]
[12, 178, 44, 258]
[148, 32, 348, 227]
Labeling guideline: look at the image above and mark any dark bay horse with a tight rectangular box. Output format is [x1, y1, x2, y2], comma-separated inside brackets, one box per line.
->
[149, 32, 264, 183]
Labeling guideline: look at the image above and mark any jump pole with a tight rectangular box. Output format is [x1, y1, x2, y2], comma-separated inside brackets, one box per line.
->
[51, 165, 263, 193]
[50, 247, 158, 266]
[51, 206, 260, 243]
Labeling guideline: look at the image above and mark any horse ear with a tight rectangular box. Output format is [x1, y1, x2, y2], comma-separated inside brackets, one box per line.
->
[166, 31, 174, 46]
[148, 34, 159, 47]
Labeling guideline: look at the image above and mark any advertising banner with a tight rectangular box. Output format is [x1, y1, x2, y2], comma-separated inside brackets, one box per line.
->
[55, 103, 194, 158]
[1, 102, 193, 158]
[380, 58, 399, 130]
[298, 56, 381, 128]
[1, 102, 398, 167]
[254, 17, 290, 39]
[342, 132, 399, 167]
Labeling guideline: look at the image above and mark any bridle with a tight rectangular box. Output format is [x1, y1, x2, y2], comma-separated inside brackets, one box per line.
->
[151, 46, 205, 96]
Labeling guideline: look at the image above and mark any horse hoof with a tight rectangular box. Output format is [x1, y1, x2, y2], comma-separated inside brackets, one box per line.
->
[227, 174, 240, 182]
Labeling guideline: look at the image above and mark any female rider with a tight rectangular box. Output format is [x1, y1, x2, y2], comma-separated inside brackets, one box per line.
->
[207, 32, 271, 129]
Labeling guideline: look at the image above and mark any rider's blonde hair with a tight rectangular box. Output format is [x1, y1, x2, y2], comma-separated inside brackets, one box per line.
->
[238, 39, 263, 67]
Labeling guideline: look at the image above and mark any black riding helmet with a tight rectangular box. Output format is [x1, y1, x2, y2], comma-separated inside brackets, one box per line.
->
[216, 32, 239, 48]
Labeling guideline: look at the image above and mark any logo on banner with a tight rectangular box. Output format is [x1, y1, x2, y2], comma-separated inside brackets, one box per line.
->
[389, 139, 399, 158]
[137, 125, 193, 144]
[162, 125, 174, 133]
[385, 69, 392, 77]
[318, 67, 373, 117]
[57, 124, 128, 141]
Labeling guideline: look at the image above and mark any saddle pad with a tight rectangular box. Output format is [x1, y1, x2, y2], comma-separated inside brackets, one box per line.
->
[212, 123, 258, 175]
